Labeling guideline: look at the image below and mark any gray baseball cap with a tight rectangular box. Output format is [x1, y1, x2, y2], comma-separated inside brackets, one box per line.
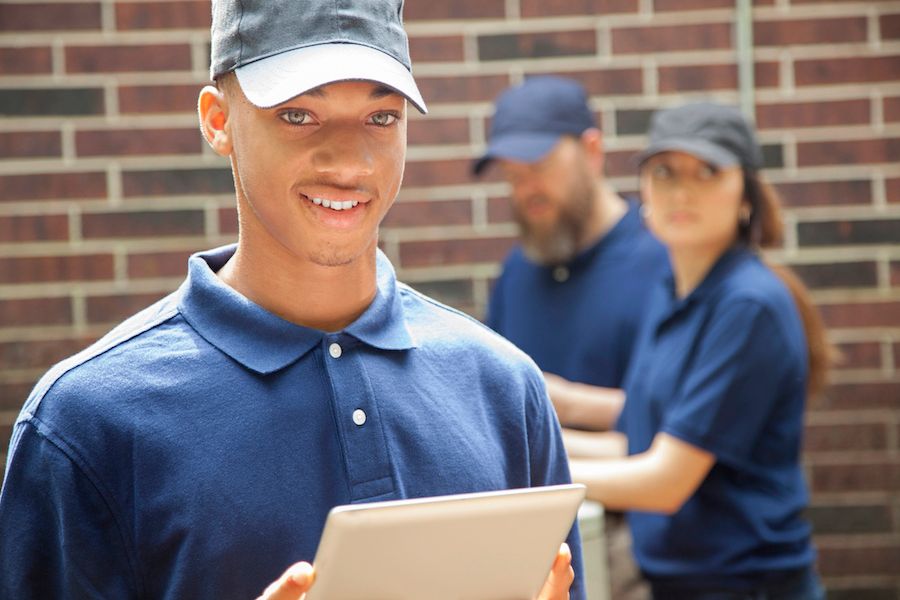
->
[635, 102, 762, 171]
[210, 0, 427, 114]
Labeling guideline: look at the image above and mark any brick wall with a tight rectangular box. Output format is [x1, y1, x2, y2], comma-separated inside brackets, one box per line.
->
[1, 0, 898, 596]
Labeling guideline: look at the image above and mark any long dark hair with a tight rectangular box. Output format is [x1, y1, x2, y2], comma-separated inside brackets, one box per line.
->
[742, 173, 834, 399]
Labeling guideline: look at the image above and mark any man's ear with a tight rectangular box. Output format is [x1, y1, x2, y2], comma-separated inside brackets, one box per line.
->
[199, 85, 231, 157]
[580, 127, 604, 173]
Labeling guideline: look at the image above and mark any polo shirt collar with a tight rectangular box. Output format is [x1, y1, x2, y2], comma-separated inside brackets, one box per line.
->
[660, 244, 752, 318]
[178, 244, 416, 375]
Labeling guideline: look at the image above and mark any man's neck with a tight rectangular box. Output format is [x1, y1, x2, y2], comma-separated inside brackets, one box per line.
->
[217, 240, 379, 333]
[580, 183, 628, 251]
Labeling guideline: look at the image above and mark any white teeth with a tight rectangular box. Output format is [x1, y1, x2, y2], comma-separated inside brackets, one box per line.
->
[308, 197, 361, 211]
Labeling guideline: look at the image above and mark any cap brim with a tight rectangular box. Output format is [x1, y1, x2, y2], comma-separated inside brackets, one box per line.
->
[633, 138, 740, 169]
[472, 132, 562, 175]
[235, 43, 427, 114]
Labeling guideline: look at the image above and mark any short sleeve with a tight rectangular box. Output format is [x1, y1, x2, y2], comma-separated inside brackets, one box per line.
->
[661, 299, 796, 469]
[0, 420, 138, 599]
[523, 372, 586, 600]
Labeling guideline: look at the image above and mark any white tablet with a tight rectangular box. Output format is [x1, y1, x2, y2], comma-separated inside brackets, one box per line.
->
[305, 483, 586, 600]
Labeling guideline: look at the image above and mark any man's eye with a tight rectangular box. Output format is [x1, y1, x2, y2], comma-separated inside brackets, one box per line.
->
[370, 112, 397, 127]
[651, 164, 672, 179]
[280, 110, 312, 125]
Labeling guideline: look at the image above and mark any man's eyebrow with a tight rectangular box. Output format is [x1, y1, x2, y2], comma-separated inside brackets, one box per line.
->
[298, 83, 400, 100]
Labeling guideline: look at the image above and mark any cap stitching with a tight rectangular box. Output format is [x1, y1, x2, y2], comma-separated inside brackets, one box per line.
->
[235, 0, 246, 67]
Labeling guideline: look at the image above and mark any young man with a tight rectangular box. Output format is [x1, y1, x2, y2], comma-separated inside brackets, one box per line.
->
[474, 77, 670, 599]
[0, 3, 583, 599]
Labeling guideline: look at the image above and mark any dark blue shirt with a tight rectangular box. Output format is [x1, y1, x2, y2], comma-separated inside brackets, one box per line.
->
[0, 245, 584, 600]
[617, 247, 815, 585]
[487, 201, 668, 388]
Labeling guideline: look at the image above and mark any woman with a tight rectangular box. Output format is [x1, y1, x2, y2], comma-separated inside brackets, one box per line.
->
[555, 101, 830, 599]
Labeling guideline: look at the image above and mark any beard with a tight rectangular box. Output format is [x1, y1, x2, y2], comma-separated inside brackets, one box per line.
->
[515, 169, 596, 266]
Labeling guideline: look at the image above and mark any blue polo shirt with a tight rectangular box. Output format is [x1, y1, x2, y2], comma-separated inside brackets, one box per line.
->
[487, 200, 668, 388]
[0, 245, 585, 600]
[617, 246, 815, 586]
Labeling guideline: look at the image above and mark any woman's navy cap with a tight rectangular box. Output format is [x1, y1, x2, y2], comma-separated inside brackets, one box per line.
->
[635, 102, 762, 171]
[473, 76, 596, 175]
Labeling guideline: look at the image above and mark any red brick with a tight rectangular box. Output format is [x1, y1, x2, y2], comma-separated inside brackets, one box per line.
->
[0, 297, 72, 328]
[659, 61, 778, 92]
[536, 68, 643, 96]
[790, 261, 877, 290]
[404, 158, 482, 188]
[613, 22, 731, 54]
[115, 1, 210, 30]
[123, 168, 233, 198]
[754, 17, 866, 47]
[795, 56, 900, 86]
[415, 74, 510, 104]
[127, 250, 192, 279]
[0, 88, 105, 117]
[66, 44, 192, 74]
[605, 149, 639, 178]
[0, 131, 62, 159]
[0, 172, 107, 202]
[0, 3, 101, 31]
[811, 460, 900, 493]
[119, 84, 202, 114]
[404, 1, 505, 20]
[488, 197, 514, 224]
[825, 382, 900, 410]
[0, 47, 52, 75]
[798, 138, 900, 167]
[819, 301, 900, 329]
[382, 199, 472, 228]
[479, 30, 597, 61]
[408, 118, 470, 146]
[653, 0, 735, 9]
[881, 13, 900, 40]
[833, 341, 883, 370]
[0, 338, 94, 371]
[888, 178, 900, 204]
[893, 260, 900, 286]
[86, 292, 167, 325]
[521, 0, 637, 17]
[0, 254, 114, 284]
[219, 207, 238, 235]
[75, 127, 201, 158]
[81, 210, 205, 239]
[884, 96, 900, 123]
[399, 236, 516, 268]
[818, 543, 900, 577]
[0, 381, 40, 412]
[756, 99, 870, 130]
[805, 421, 888, 452]
[775, 180, 872, 208]
[0, 214, 69, 243]
[409, 36, 465, 63]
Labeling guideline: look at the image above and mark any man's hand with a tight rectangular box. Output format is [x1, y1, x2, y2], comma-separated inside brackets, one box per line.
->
[256, 562, 315, 600]
[535, 543, 574, 600]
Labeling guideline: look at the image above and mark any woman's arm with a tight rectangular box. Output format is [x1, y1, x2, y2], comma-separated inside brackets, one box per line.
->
[544, 372, 625, 431]
[569, 433, 715, 514]
[561, 429, 628, 459]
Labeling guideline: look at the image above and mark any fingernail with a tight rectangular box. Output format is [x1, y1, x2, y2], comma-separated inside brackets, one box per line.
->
[289, 563, 314, 585]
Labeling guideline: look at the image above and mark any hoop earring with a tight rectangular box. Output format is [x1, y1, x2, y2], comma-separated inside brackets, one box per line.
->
[739, 204, 752, 226]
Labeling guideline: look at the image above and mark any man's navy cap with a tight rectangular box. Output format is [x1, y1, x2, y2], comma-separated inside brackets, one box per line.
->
[473, 76, 595, 175]
[635, 102, 762, 171]
[210, 0, 427, 114]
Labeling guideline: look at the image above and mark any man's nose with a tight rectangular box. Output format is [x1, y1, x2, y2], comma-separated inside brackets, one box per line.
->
[310, 124, 376, 183]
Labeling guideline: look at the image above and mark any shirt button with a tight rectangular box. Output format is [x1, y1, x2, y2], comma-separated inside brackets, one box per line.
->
[553, 266, 570, 282]
[328, 342, 342, 359]
[352, 409, 367, 426]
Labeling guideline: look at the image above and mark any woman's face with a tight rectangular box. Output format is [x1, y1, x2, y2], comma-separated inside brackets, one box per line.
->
[640, 151, 746, 256]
